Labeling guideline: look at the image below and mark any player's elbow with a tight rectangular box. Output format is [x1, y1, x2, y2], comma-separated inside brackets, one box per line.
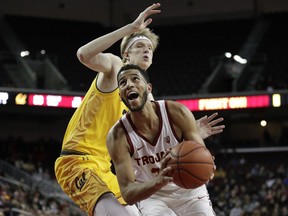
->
[122, 195, 137, 205]
[121, 190, 138, 205]
[76, 47, 87, 64]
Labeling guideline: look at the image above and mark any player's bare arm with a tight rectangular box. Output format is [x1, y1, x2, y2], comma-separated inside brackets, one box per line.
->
[166, 101, 216, 182]
[166, 100, 205, 146]
[107, 121, 172, 205]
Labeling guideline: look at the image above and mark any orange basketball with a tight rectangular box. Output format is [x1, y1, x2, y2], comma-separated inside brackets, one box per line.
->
[166, 140, 214, 189]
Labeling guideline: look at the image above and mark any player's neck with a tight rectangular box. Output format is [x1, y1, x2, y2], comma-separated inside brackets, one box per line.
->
[130, 103, 159, 133]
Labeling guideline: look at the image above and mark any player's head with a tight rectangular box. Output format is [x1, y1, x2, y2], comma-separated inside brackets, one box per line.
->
[120, 28, 159, 70]
[117, 64, 151, 112]
[117, 64, 150, 83]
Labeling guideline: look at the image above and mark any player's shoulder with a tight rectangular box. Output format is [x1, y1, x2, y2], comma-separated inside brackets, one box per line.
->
[98, 53, 122, 74]
[103, 52, 122, 61]
[165, 100, 187, 110]
[107, 120, 125, 141]
[164, 100, 192, 121]
[108, 53, 122, 66]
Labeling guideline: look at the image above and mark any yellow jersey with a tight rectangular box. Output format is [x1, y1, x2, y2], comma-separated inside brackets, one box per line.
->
[61, 76, 127, 172]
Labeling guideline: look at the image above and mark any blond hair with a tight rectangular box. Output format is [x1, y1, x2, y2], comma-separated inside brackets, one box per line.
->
[120, 28, 159, 58]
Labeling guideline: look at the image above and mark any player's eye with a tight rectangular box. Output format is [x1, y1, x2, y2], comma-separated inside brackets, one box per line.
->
[119, 80, 126, 87]
[133, 76, 140, 81]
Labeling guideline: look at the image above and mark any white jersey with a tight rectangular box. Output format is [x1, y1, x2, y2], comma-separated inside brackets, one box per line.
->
[120, 100, 181, 186]
[120, 100, 215, 216]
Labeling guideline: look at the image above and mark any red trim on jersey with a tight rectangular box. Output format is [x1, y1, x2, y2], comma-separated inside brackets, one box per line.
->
[164, 101, 183, 143]
[119, 119, 134, 156]
[126, 101, 163, 147]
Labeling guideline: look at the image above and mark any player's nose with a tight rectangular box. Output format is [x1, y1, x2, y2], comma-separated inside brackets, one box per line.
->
[143, 45, 151, 53]
[126, 79, 134, 88]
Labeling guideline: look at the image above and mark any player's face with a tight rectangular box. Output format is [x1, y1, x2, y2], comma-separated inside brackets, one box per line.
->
[118, 69, 150, 112]
[126, 40, 153, 70]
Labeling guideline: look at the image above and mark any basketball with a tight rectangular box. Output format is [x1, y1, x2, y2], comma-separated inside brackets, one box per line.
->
[166, 140, 215, 189]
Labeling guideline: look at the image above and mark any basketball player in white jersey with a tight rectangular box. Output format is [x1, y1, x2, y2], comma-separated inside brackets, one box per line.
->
[107, 64, 216, 216]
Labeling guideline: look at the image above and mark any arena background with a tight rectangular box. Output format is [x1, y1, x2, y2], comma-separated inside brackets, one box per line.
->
[0, 0, 287, 215]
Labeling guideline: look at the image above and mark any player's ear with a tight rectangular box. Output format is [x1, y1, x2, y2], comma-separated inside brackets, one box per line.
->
[123, 51, 130, 63]
[147, 83, 152, 93]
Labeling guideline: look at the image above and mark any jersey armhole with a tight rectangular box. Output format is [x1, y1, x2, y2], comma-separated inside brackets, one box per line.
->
[164, 101, 183, 143]
[119, 119, 135, 156]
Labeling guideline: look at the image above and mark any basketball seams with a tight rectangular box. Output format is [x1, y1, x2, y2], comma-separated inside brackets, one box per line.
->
[178, 166, 214, 179]
[179, 146, 206, 158]
[166, 161, 214, 165]
[176, 169, 207, 189]
[166, 140, 214, 189]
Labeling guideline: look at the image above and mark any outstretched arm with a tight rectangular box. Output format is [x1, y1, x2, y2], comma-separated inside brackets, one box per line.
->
[76, 3, 161, 74]
[196, 112, 225, 140]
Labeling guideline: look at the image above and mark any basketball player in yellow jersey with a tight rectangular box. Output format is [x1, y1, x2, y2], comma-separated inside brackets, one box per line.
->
[55, 77, 131, 216]
[55, 3, 224, 216]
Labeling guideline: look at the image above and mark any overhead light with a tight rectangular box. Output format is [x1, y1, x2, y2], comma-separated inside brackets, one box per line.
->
[224, 52, 232, 58]
[233, 55, 247, 64]
[260, 120, 267, 127]
[20, 50, 30, 57]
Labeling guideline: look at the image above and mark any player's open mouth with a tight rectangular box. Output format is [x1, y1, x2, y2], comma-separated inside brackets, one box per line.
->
[127, 92, 139, 100]
[143, 56, 149, 61]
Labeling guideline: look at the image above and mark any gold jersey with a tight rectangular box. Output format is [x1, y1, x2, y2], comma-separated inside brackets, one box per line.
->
[61, 76, 127, 172]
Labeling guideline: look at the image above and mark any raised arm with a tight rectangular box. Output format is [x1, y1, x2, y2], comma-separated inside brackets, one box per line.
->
[76, 3, 161, 74]
[106, 122, 172, 205]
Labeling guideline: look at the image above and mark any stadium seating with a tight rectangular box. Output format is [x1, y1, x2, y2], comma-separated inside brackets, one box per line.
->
[1, 136, 287, 216]
[254, 12, 288, 91]
[2, 15, 255, 95]
[1, 13, 288, 95]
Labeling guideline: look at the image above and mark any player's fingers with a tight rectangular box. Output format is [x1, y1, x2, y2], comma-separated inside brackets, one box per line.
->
[209, 118, 224, 126]
[211, 125, 225, 131]
[209, 118, 224, 125]
[143, 18, 153, 27]
[161, 167, 173, 181]
[162, 166, 172, 174]
[161, 152, 171, 169]
[163, 148, 171, 158]
[209, 172, 215, 181]
[143, 10, 161, 19]
[208, 164, 216, 181]
[198, 115, 207, 122]
[147, 3, 161, 11]
[143, 3, 161, 17]
[211, 130, 222, 135]
[206, 112, 218, 121]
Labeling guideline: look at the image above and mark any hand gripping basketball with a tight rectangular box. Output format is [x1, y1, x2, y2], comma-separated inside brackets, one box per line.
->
[166, 141, 215, 189]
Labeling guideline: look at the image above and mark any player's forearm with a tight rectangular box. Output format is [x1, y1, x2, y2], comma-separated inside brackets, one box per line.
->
[77, 23, 135, 63]
[121, 180, 162, 205]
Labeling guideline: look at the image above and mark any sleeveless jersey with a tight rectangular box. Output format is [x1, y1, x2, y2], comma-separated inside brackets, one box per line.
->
[120, 100, 182, 190]
[61, 76, 128, 172]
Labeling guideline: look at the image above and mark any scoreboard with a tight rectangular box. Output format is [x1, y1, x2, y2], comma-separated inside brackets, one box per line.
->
[0, 89, 287, 111]
[176, 95, 272, 111]
[0, 91, 83, 109]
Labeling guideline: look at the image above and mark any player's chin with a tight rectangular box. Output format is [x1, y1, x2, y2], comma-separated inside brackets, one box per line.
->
[128, 98, 139, 106]
[128, 102, 142, 112]
[140, 61, 151, 70]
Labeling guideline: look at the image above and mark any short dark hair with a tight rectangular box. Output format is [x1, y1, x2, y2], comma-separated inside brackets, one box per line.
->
[117, 64, 150, 83]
